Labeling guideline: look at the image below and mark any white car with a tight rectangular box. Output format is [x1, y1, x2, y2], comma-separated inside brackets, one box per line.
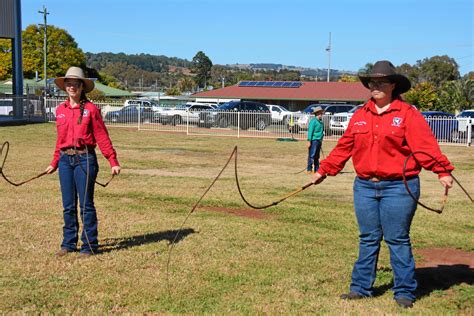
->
[159, 103, 216, 125]
[266, 104, 293, 125]
[329, 105, 364, 133]
[456, 109, 474, 137]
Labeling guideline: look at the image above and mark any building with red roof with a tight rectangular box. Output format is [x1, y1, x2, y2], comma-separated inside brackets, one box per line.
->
[192, 81, 371, 111]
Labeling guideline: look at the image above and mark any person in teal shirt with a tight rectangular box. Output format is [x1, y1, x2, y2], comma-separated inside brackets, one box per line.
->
[306, 106, 324, 173]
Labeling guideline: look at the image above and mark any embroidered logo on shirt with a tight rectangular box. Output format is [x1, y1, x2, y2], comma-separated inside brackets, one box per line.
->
[391, 117, 403, 127]
[353, 121, 367, 126]
[57, 114, 65, 119]
[83, 109, 90, 117]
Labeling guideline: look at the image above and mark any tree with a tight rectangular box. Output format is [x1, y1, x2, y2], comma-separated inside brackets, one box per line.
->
[177, 77, 195, 93]
[86, 88, 106, 101]
[358, 62, 373, 74]
[165, 86, 181, 96]
[404, 82, 438, 111]
[338, 74, 359, 82]
[396, 63, 420, 85]
[416, 55, 460, 88]
[0, 39, 12, 80]
[191, 51, 213, 89]
[437, 79, 474, 113]
[22, 24, 86, 79]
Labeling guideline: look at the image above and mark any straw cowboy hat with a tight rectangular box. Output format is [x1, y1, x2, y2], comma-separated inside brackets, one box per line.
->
[358, 60, 411, 95]
[312, 106, 324, 114]
[54, 66, 95, 93]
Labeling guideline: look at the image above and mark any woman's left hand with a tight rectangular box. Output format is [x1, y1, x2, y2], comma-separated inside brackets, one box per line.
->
[439, 175, 453, 189]
[111, 166, 121, 175]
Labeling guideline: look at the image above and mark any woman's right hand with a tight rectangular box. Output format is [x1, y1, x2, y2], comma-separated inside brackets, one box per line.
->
[311, 172, 325, 185]
[45, 165, 56, 174]
[307, 141, 311, 149]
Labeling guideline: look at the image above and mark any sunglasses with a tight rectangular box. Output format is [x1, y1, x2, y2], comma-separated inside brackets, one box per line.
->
[368, 80, 392, 89]
[64, 81, 83, 88]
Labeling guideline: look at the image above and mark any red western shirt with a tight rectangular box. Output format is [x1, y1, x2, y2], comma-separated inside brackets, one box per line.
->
[318, 99, 454, 179]
[50, 100, 119, 168]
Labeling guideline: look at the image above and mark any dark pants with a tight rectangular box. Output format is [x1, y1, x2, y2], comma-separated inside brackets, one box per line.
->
[58, 151, 99, 253]
[350, 176, 420, 301]
[307, 139, 322, 172]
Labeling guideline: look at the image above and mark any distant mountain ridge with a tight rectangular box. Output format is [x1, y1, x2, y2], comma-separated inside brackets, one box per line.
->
[86, 52, 354, 78]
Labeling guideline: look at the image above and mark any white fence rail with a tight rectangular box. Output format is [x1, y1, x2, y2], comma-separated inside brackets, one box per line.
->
[42, 98, 473, 146]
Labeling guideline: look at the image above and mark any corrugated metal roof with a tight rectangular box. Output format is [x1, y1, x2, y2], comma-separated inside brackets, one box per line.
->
[193, 81, 371, 102]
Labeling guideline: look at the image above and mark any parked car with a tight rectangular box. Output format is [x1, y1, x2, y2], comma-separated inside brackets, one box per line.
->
[329, 104, 364, 133]
[289, 104, 355, 134]
[123, 99, 161, 111]
[266, 104, 293, 125]
[104, 104, 156, 123]
[198, 101, 271, 130]
[421, 111, 459, 142]
[160, 103, 216, 125]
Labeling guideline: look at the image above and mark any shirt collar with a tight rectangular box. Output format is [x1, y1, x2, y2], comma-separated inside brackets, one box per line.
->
[365, 98, 402, 114]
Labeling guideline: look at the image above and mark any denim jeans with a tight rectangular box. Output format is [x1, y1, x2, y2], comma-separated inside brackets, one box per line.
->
[307, 139, 322, 172]
[350, 176, 420, 301]
[58, 151, 99, 253]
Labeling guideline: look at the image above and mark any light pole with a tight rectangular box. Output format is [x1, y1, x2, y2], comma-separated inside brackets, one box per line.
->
[38, 6, 49, 95]
[326, 32, 331, 82]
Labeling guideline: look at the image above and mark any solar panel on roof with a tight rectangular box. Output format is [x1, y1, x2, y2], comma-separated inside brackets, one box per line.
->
[238, 81, 301, 88]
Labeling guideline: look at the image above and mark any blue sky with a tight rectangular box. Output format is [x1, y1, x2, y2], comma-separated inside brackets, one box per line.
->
[21, 0, 473, 74]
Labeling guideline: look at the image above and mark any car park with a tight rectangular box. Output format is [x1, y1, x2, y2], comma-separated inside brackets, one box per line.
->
[266, 104, 293, 125]
[159, 103, 216, 125]
[289, 104, 355, 134]
[421, 111, 459, 142]
[198, 101, 271, 130]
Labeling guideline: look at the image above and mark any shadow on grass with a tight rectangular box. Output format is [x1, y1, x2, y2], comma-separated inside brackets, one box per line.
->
[372, 265, 473, 298]
[415, 264, 473, 298]
[99, 228, 196, 253]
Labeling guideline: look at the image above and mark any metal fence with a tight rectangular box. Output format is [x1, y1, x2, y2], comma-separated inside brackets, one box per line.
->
[41, 98, 473, 146]
[0, 95, 45, 121]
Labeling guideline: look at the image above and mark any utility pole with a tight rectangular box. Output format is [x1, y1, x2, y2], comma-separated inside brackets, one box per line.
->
[326, 32, 331, 82]
[221, 76, 225, 88]
[38, 6, 49, 95]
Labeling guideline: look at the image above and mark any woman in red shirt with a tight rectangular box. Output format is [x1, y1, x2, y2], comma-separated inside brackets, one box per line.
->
[45, 67, 121, 258]
[311, 61, 454, 308]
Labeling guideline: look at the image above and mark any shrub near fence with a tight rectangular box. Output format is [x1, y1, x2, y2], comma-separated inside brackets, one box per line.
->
[43, 98, 472, 146]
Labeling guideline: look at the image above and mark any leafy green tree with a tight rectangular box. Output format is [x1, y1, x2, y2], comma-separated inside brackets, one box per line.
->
[404, 82, 438, 111]
[0, 39, 12, 80]
[416, 55, 460, 88]
[22, 24, 86, 79]
[177, 77, 195, 93]
[396, 63, 420, 85]
[165, 86, 181, 96]
[437, 79, 474, 113]
[191, 51, 213, 88]
[86, 88, 106, 101]
[358, 62, 373, 74]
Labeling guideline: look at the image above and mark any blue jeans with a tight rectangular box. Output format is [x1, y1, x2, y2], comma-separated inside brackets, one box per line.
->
[350, 176, 420, 301]
[307, 139, 322, 172]
[58, 151, 99, 253]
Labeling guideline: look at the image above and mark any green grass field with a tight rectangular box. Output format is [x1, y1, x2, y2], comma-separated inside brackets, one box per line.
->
[1, 123, 473, 314]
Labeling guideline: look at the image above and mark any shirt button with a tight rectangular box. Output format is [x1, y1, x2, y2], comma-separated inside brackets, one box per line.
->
[374, 136, 378, 139]
[375, 124, 378, 128]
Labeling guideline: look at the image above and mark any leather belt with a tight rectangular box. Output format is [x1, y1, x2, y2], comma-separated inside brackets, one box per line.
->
[61, 147, 91, 155]
[361, 175, 417, 182]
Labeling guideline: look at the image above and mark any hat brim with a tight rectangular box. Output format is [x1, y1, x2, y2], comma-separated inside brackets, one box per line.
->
[54, 76, 95, 93]
[358, 74, 411, 95]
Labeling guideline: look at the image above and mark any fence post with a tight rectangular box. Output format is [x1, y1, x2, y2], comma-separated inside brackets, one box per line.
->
[186, 110, 189, 135]
[237, 111, 240, 138]
[138, 103, 141, 131]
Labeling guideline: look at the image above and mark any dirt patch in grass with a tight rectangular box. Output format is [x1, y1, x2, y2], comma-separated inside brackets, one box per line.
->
[199, 206, 274, 220]
[415, 247, 474, 268]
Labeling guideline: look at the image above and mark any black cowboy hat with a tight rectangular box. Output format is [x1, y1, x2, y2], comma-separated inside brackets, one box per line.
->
[358, 60, 411, 95]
